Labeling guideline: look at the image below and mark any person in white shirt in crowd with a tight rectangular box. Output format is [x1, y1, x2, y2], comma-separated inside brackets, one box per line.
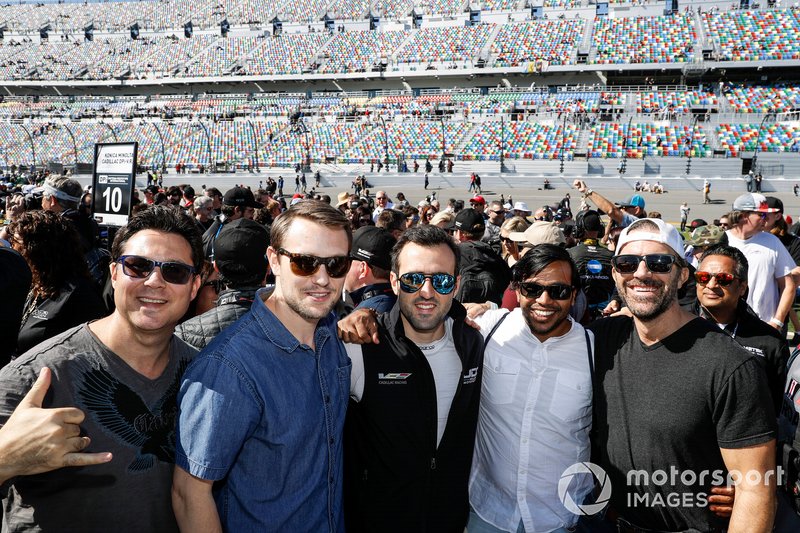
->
[725, 193, 796, 330]
[466, 244, 595, 533]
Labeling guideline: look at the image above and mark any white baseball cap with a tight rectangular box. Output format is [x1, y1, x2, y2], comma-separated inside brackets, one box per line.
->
[615, 218, 685, 257]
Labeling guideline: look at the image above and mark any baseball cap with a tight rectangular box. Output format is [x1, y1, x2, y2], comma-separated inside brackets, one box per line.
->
[617, 194, 645, 209]
[686, 225, 727, 248]
[580, 210, 603, 232]
[350, 226, 396, 271]
[223, 186, 263, 209]
[765, 196, 784, 213]
[615, 218, 684, 257]
[689, 218, 707, 230]
[732, 193, 778, 213]
[509, 221, 565, 247]
[453, 208, 486, 233]
[213, 218, 270, 278]
[469, 195, 486, 206]
[512, 201, 531, 214]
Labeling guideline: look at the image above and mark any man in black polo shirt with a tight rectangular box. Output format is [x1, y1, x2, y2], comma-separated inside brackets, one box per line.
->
[692, 244, 788, 412]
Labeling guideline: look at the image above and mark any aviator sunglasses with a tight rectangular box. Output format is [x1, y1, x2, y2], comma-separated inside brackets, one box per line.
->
[116, 255, 196, 285]
[276, 248, 350, 278]
[517, 282, 573, 300]
[611, 254, 678, 274]
[398, 272, 456, 295]
[694, 271, 737, 286]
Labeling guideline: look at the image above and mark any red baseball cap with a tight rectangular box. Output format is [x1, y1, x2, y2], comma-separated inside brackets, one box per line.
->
[470, 195, 486, 205]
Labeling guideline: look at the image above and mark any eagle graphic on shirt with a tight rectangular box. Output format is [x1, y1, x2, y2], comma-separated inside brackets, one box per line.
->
[76, 359, 188, 473]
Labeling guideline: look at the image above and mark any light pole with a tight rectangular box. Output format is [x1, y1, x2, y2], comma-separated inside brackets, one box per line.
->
[499, 116, 505, 173]
[19, 124, 36, 170]
[751, 110, 774, 175]
[559, 113, 568, 175]
[194, 120, 214, 172]
[149, 121, 167, 172]
[247, 119, 260, 171]
[378, 116, 389, 170]
[60, 121, 78, 166]
[685, 114, 699, 176]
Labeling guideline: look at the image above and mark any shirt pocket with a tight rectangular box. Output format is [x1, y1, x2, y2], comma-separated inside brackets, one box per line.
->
[482, 357, 520, 405]
[549, 370, 592, 423]
[337, 360, 352, 403]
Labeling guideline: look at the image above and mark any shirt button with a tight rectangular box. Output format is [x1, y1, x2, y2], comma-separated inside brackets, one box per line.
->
[329, 437, 335, 444]
[325, 395, 331, 403]
[522, 438, 528, 444]
[526, 407, 532, 412]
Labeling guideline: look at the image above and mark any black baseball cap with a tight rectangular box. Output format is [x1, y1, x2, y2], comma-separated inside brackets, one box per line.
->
[350, 226, 396, 271]
[765, 196, 784, 213]
[223, 186, 263, 209]
[581, 210, 603, 232]
[213, 219, 270, 279]
[453, 208, 486, 233]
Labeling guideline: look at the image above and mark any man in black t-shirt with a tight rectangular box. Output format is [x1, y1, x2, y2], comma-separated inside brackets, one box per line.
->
[568, 210, 613, 318]
[590, 218, 776, 532]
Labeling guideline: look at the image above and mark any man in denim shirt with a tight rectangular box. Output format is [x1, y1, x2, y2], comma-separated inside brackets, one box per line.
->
[173, 201, 353, 532]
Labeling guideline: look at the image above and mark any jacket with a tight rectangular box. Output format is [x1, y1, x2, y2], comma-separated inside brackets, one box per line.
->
[344, 300, 484, 533]
[456, 240, 511, 305]
[175, 287, 259, 350]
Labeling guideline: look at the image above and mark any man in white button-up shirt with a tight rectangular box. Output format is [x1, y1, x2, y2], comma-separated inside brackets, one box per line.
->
[467, 244, 595, 533]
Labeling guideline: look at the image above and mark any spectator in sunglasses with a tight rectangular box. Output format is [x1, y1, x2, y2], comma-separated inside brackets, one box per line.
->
[174, 201, 353, 533]
[692, 245, 787, 412]
[590, 218, 776, 531]
[176, 219, 270, 350]
[0, 205, 203, 531]
[341, 224, 484, 532]
[726, 193, 795, 329]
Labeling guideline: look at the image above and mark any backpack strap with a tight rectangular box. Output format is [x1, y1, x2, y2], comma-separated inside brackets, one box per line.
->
[483, 311, 510, 346]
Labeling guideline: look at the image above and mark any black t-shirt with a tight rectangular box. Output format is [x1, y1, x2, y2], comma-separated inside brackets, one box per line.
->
[589, 316, 776, 531]
[568, 241, 614, 306]
[0, 246, 31, 366]
[779, 232, 800, 266]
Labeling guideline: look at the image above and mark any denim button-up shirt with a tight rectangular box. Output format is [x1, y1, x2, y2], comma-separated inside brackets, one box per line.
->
[176, 288, 350, 532]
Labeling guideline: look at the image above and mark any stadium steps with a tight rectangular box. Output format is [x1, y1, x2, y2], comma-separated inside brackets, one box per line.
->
[692, 9, 708, 50]
[578, 15, 594, 55]
[388, 31, 418, 64]
[479, 24, 503, 62]
[452, 122, 481, 155]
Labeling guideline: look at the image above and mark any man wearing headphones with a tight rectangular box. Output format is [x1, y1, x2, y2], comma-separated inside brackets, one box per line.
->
[568, 210, 614, 321]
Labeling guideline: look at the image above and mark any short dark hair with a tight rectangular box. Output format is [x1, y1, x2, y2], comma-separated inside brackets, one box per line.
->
[376, 209, 406, 233]
[111, 205, 204, 270]
[205, 187, 222, 198]
[511, 244, 580, 290]
[698, 244, 749, 280]
[391, 224, 460, 275]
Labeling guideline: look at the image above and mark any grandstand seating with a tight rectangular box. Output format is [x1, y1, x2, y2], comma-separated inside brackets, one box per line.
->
[587, 123, 708, 158]
[716, 123, 800, 157]
[460, 121, 578, 160]
[592, 14, 696, 64]
[394, 25, 493, 65]
[319, 30, 408, 73]
[703, 9, 800, 62]
[490, 19, 583, 66]
[724, 86, 800, 113]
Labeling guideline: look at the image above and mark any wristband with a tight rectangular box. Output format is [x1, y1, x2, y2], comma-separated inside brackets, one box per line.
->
[584, 189, 593, 197]
[770, 317, 784, 328]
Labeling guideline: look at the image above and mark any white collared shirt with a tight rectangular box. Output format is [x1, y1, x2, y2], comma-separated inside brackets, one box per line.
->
[469, 308, 594, 533]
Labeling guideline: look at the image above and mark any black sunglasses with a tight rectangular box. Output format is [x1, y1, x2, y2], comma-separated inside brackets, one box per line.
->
[398, 272, 456, 295]
[517, 282, 573, 300]
[202, 279, 225, 294]
[694, 271, 737, 286]
[611, 254, 677, 274]
[276, 248, 350, 278]
[117, 255, 196, 285]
